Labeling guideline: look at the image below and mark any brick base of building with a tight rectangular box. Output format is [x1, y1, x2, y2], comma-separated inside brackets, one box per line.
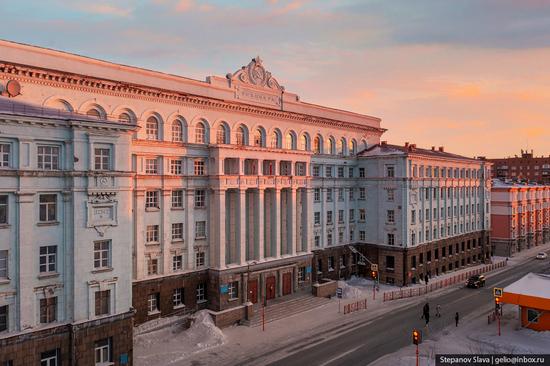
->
[0, 311, 134, 366]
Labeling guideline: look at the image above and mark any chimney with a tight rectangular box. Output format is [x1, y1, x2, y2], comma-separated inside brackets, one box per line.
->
[410, 144, 416, 149]
[438, 146, 444, 152]
[404, 142, 409, 148]
[381, 141, 387, 146]
[431, 146, 436, 151]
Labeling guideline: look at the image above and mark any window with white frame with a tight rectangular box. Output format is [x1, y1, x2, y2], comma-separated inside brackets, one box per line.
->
[146, 117, 159, 140]
[196, 283, 206, 302]
[387, 189, 395, 201]
[147, 258, 158, 275]
[387, 210, 395, 223]
[146, 225, 159, 243]
[312, 165, 320, 177]
[328, 256, 334, 271]
[94, 147, 111, 171]
[338, 229, 344, 243]
[326, 188, 333, 202]
[349, 188, 355, 200]
[314, 188, 321, 202]
[338, 166, 344, 178]
[173, 288, 184, 307]
[195, 189, 206, 208]
[148, 293, 159, 313]
[39, 245, 57, 273]
[386, 165, 395, 177]
[298, 267, 306, 282]
[0, 305, 7, 332]
[0, 143, 10, 167]
[0, 195, 7, 224]
[325, 166, 333, 178]
[338, 188, 344, 201]
[359, 231, 366, 241]
[359, 167, 365, 178]
[359, 209, 366, 221]
[359, 188, 366, 200]
[170, 159, 182, 175]
[349, 209, 355, 222]
[338, 210, 344, 223]
[37, 145, 60, 170]
[314, 212, 321, 225]
[40, 297, 57, 323]
[94, 338, 112, 365]
[172, 255, 183, 271]
[195, 122, 206, 144]
[195, 221, 206, 239]
[172, 190, 183, 208]
[39, 194, 57, 222]
[314, 235, 320, 247]
[387, 233, 395, 245]
[228, 281, 238, 300]
[0, 250, 7, 279]
[196, 251, 205, 267]
[194, 159, 205, 176]
[348, 167, 354, 178]
[327, 230, 333, 245]
[145, 158, 158, 174]
[93, 240, 110, 269]
[326, 211, 333, 224]
[349, 229, 354, 241]
[145, 191, 159, 209]
[172, 223, 184, 241]
[94, 290, 110, 316]
[172, 120, 183, 142]
[41, 349, 60, 366]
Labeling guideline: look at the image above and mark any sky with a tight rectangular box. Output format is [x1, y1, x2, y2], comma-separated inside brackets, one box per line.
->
[1, 0, 549, 158]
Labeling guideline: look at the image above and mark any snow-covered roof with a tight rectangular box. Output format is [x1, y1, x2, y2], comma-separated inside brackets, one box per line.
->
[504, 273, 550, 299]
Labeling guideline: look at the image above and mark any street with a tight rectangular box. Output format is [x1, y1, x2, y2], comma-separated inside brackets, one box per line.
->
[259, 253, 550, 366]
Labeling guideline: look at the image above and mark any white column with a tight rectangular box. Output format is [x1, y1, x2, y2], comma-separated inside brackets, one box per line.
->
[306, 188, 314, 252]
[185, 189, 195, 270]
[135, 190, 146, 278]
[239, 189, 247, 265]
[16, 192, 35, 330]
[162, 189, 171, 274]
[210, 189, 226, 269]
[290, 188, 297, 256]
[257, 189, 265, 261]
[274, 189, 281, 258]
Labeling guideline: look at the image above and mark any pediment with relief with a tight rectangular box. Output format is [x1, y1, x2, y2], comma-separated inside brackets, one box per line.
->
[227, 56, 284, 92]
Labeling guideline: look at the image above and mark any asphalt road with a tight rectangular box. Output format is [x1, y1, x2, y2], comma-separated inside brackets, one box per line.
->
[265, 254, 550, 366]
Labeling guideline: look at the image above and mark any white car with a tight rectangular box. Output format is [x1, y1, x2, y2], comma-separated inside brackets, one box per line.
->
[536, 252, 548, 260]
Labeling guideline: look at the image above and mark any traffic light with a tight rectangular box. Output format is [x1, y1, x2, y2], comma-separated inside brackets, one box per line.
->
[371, 271, 377, 279]
[412, 329, 421, 345]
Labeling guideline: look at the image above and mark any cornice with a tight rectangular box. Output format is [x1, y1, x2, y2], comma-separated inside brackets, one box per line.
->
[0, 62, 385, 135]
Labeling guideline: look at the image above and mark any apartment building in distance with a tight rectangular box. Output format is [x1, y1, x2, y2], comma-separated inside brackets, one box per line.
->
[491, 179, 550, 257]
[0, 39, 493, 365]
[490, 150, 550, 184]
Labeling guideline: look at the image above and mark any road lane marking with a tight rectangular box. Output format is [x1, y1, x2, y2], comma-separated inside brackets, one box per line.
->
[318, 345, 363, 366]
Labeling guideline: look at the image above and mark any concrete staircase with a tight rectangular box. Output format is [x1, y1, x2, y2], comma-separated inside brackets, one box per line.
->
[244, 294, 331, 327]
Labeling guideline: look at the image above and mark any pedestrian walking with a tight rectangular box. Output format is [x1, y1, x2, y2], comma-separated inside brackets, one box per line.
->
[455, 312, 459, 327]
[422, 303, 430, 325]
[436, 304, 441, 318]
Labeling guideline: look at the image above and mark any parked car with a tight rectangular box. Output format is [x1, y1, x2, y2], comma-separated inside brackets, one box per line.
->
[466, 274, 486, 288]
[536, 252, 548, 260]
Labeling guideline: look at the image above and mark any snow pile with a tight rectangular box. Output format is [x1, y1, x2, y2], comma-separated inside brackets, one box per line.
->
[135, 310, 226, 365]
[338, 276, 373, 299]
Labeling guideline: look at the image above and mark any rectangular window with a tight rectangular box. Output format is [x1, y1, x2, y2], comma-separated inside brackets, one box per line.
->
[0, 305, 7, 332]
[228, 281, 238, 300]
[172, 190, 184, 208]
[195, 221, 206, 239]
[387, 210, 395, 223]
[349, 209, 355, 222]
[37, 145, 60, 170]
[195, 189, 206, 208]
[359, 168, 365, 178]
[147, 258, 158, 275]
[39, 245, 57, 273]
[173, 288, 184, 307]
[314, 188, 321, 202]
[411, 210, 416, 225]
[94, 290, 110, 316]
[94, 147, 111, 170]
[338, 188, 344, 201]
[298, 267, 306, 282]
[172, 255, 183, 271]
[94, 338, 112, 365]
[527, 309, 539, 323]
[172, 223, 184, 241]
[326, 211, 333, 224]
[328, 256, 334, 271]
[348, 167, 354, 178]
[338, 166, 345, 178]
[196, 251, 205, 267]
[359, 188, 366, 200]
[387, 233, 395, 245]
[359, 231, 366, 241]
[359, 209, 366, 221]
[0, 195, 7, 224]
[349, 188, 355, 200]
[312, 165, 320, 177]
[170, 159, 182, 175]
[146, 225, 159, 243]
[0, 250, 7, 279]
[338, 229, 344, 243]
[314, 212, 321, 225]
[196, 283, 206, 302]
[40, 297, 57, 323]
[387, 189, 395, 201]
[145, 158, 158, 174]
[314, 235, 320, 247]
[327, 230, 333, 245]
[386, 256, 395, 270]
[93, 240, 110, 269]
[326, 188, 333, 202]
[39, 194, 57, 222]
[0, 143, 10, 167]
[386, 166, 395, 177]
[148, 293, 159, 313]
[325, 166, 333, 178]
[194, 159, 205, 175]
[338, 210, 344, 223]
[41, 349, 60, 366]
[145, 190, 159, 209]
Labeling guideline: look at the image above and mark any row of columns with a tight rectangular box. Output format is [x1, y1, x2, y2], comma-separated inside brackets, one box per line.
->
[211, 187, 312, 269]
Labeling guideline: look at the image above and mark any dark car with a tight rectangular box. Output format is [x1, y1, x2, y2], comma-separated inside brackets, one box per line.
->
[466, 274, 486, 288]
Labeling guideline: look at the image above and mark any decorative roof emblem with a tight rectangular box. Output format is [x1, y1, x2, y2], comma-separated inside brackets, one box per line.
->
[228, 56, 284, 91]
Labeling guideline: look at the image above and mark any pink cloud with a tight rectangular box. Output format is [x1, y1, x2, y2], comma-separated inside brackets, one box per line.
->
[76, 3, 132, 17]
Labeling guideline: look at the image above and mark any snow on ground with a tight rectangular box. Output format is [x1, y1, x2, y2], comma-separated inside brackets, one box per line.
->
[371, 304, 550, 366]
[135, 310, 226, 365]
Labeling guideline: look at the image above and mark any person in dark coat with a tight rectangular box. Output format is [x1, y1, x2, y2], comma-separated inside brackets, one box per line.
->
[455, 312, 459, 327]
[422, 303, 430, 325]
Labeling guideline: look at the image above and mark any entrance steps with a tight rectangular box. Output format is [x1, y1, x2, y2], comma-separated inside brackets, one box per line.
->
[244, 294, 331, 327]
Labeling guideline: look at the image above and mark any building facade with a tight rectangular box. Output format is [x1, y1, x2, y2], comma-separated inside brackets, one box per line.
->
[491, 180, 550, 257]
[489, 150, 550, 184]
[0, 39, 492, 364]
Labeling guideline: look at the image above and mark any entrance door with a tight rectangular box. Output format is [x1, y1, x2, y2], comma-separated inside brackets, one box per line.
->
[248, 279, 258, 304]
[282, 272, 292, 296]
[266, 276, 276, 300]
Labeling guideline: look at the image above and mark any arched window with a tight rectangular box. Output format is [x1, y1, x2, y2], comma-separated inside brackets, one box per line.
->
[146, 116, 159, 140]
[254, 128, 263, 147]
[349, 139, 357, 155]
[172, 120, 183, 142]
[216, 124, 227, 144]
[86, 108, 101, 118]
[299, 134, 309, 151]
[118, 112, 132, 123]
[270, 130, 281, 148]
[313, 135, 322, 154]
[195, 122, 206, 144]
[328, 137, 336, 155]
[338, 138, 346, 155]
[361, 139, 368, 150]
[236, 125, 246, 146]
[285, 131, 296, 150]
[49, 99, 73, 112]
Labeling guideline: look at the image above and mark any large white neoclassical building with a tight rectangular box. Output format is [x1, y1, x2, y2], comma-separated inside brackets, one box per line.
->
[0, 39, 492, 365]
